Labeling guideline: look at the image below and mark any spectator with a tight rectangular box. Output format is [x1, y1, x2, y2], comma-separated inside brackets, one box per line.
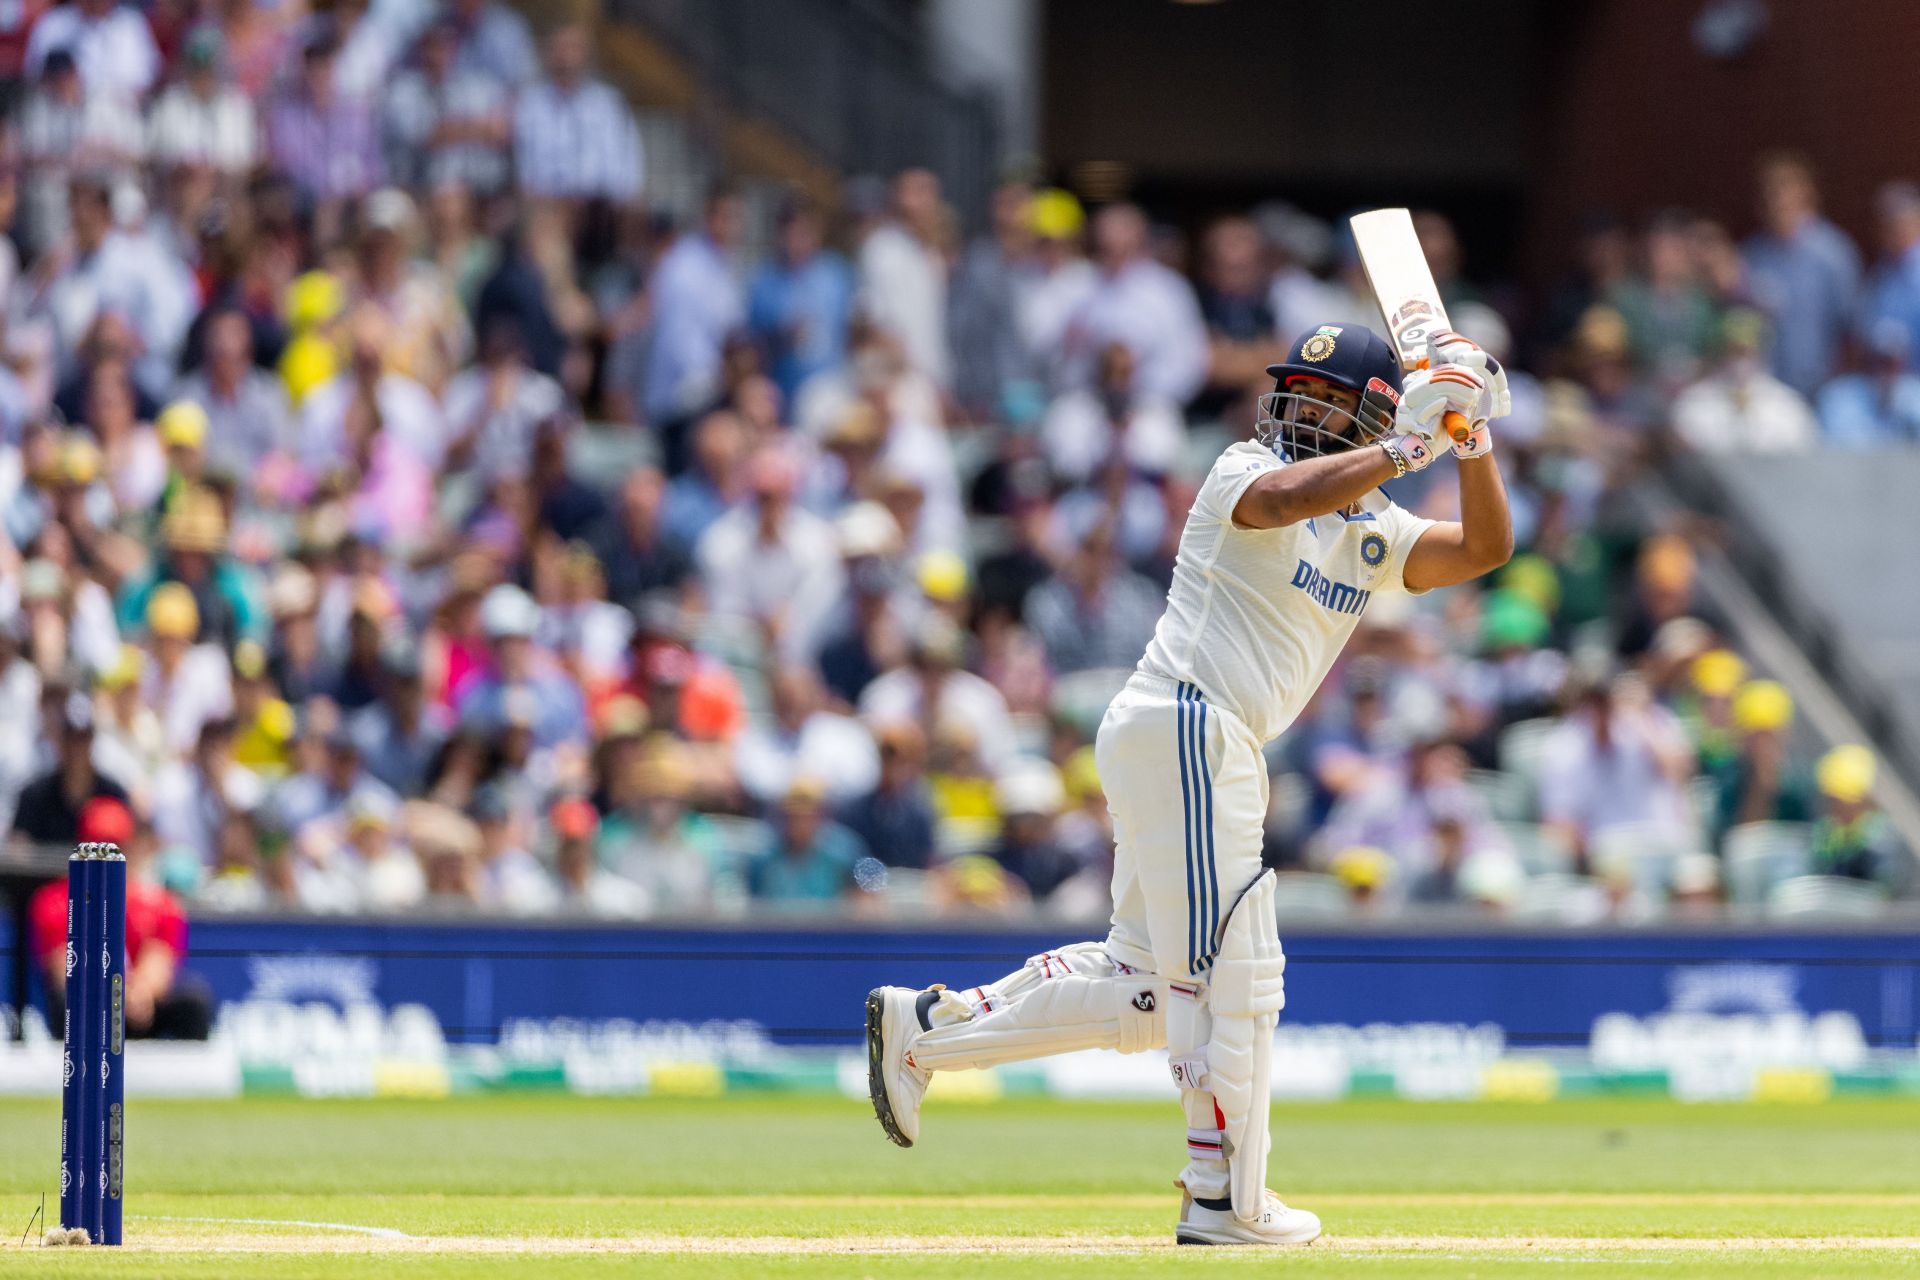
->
[119, 487, 255, 654]
[1610, 211, 1718, 387]
[30, 799, 214, 1038]
[456, 584, 589, 749]
[735, 665, 879, 808]
[1865, 181, 1920, 358]
[1741, 153, 1861, 395]
[9, 691, 129, 847]
[1671, 308, 1817, 453]
[344, 789, 426, 910]
[696, 446, 845, 665]
[1537, 674, 1696, 866]
[1025, 527, 1167, 674]
[350, 188, 471, 393]
[747, 777, 867, 904]
[471, 780, 559, 911]
[643, 186, 745, 437]
[858, 167, 951, 389]
[145, 27, 259, 177]
[840, 720, 938, 871]
[749, 194, 855, 410]
[296, 308, 443, 537]
[1808, 746, 1907, 889]
[1195, 214, 1277, 413]
[267, 35, 384, 206]
[1040, 340, 1183, 487]
[1060, 203, 1209, 405]
[16, 50, 139, 256]
[383, 18, 511, 197]
[351, 643, 449, 796]
[588, 466, 694, 608]
[151, 716, 263, 866]
[24, 0, 159, 102]
[136, 581, 234, 757]
[1017, 187, 1096, 392]
[1704, 679, 1813, 843]
[860, 615, 1018, 766]
[602, 735, 722, 911]
[1816, 320, 1920, 445]
[276, 711, 397, 835]
[948, 179, 1037, 419]
[445, 0, 539, 88]
[990, 763, 1078, 899]
[512, 22, 643, 203]
[41, 174, 195, 395]
[174, 311, 295, 478]
[445, 317, 565, 479]
[550, 796, 649, 916]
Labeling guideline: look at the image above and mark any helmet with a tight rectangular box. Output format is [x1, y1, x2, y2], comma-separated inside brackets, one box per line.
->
[1256, 323, 1403, 461]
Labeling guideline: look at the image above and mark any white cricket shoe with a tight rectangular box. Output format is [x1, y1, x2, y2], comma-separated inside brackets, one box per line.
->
[864, 985, 933, 1147]
[1175, 1184, 1322, 1246]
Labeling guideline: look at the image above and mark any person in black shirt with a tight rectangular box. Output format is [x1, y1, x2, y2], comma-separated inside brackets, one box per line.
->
[10, 692, 129, 848]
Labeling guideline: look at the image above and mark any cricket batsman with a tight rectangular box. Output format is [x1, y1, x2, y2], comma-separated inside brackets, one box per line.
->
[865, 322, 1512, 1246]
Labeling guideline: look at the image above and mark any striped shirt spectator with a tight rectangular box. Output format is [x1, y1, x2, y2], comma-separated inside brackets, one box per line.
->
[512, 24, 643, 203]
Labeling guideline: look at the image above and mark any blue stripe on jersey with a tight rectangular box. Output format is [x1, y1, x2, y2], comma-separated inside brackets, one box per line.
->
[1174, 681, 1199, 974]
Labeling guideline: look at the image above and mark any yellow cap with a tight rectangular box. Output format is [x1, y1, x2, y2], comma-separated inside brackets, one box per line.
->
[1691, 649, 1747, 698]
[146, 582, 201, 640]
[258, 698, 296, 744]
[1028, 188, 1085, 240]
[98, 644, 144, 690]
[233, 639, 267, 680]
[1330, 846, 1392, 891]
[61, 435, 101, 485]
[157, 400, 209, 450]
[285, 270, 345, 330]
[1817, 745, 1876, 804]
[916, 550, 969, 604]
[1733, 679, 1793, 733]
[162, 488, 228, 553]
[279, 332, 339, 406]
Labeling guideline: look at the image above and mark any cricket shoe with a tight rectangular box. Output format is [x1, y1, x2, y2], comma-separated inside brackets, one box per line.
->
[1174, 1183, 1322, 1246]
[864, 985, 935, 1147]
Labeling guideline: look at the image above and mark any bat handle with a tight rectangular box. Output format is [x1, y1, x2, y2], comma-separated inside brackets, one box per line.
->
[1441, 410, 1471, 443]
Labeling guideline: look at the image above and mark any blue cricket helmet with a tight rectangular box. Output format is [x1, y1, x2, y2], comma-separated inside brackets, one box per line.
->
[1257, 323, 1404, 459]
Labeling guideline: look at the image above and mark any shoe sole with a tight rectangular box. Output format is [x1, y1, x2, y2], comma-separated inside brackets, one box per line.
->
[1176, 1227, 1322, 1247]
[865, 988, 913, 1149]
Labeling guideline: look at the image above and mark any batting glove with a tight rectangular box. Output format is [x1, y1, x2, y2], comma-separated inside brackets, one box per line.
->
[1428, 328, 1512, 422]
[1397, 363, 1488, 442]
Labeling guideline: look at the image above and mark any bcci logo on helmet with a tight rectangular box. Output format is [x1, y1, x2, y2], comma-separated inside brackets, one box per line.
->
[1300, 326, 1341, 362]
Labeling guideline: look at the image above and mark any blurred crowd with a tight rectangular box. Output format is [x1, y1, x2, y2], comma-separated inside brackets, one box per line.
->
[0, 1, 1910, 929]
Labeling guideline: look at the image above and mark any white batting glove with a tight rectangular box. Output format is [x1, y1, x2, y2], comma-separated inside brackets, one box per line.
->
[1428, 328, 1512, 422]
[1397, 363, 1488, 439]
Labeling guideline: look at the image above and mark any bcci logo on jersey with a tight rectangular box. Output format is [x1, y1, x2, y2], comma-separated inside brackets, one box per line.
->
[1291, 560, 1372, 616]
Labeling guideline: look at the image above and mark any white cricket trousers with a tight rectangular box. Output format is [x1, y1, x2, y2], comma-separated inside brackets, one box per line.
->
[1097, 672, 1270, 982]
[906, 672, 1276, 1203]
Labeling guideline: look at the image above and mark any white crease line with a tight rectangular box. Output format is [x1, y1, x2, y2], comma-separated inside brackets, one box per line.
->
[132, 1214, 413, 1239]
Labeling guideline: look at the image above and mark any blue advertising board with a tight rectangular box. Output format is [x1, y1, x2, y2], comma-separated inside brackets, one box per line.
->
[9, 916, 1917, 1048]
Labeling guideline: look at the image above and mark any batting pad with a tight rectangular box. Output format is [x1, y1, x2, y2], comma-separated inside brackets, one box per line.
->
[908, 942, 1168, 1071]
[1204, 870, 1286, 1222]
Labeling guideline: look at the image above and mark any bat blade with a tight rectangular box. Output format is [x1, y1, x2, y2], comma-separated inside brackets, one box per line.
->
[1350, 207, 1451, 372]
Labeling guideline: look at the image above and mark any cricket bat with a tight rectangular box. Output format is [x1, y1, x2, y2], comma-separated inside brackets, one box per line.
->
[1349, 207, 1471, 443]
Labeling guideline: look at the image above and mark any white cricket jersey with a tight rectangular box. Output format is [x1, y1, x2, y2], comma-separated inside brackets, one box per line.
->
[1138, 440, 1435, 744]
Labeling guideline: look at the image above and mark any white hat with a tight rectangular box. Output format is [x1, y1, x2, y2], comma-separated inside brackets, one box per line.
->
[480, 584, 540, 639]
[996, 763, 1065, 818]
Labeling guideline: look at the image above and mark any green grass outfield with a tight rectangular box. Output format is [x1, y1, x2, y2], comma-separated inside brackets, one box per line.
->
[3, 1094, 1920, 1276]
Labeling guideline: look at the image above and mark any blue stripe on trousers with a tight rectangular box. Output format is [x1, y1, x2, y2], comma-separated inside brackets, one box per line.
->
[1196, 693, 1220, 969]
[1174, 682, 1198, 975]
